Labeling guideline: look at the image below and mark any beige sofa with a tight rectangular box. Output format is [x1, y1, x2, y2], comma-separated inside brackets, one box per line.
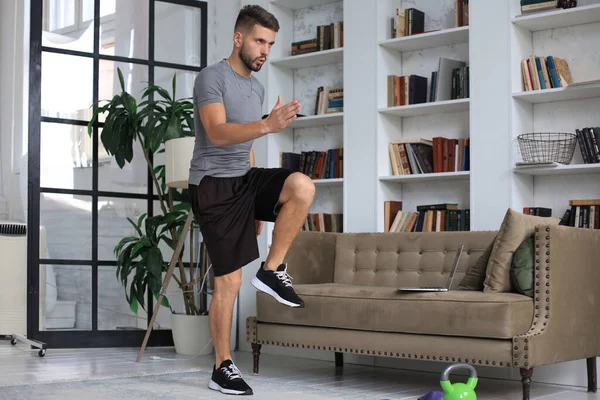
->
[246, 210, 600, 400]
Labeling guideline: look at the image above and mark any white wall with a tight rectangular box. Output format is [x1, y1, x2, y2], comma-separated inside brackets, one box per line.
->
[0, 0, 29, 222]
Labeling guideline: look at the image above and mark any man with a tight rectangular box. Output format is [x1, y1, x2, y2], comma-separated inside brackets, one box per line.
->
[188, 4, 316, 396]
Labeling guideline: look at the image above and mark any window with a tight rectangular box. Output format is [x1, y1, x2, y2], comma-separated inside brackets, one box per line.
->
[30, 0, 207, 348]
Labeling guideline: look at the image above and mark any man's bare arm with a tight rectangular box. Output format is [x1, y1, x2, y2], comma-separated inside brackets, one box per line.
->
[250, 147, 255, 167]
[200, 96, 301, 147]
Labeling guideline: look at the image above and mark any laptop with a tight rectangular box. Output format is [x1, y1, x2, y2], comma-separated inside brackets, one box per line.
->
[398, 245, 464, 292]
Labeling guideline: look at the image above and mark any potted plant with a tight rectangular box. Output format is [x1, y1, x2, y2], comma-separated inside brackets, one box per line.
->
[88, 68, 212, 355]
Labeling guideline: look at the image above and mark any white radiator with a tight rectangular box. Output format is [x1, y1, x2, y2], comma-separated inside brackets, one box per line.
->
[0, 222, 27, 335]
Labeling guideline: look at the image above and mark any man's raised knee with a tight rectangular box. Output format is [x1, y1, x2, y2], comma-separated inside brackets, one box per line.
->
[285, 172, 315, 204]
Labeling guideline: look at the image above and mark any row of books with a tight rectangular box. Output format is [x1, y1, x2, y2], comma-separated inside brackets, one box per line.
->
[388, 137, 470, 176]
[523, 207, 552, 217]
[520, 55, 571, 91]
[386, 58, 469, 107]
[389, 2, 468, 40]
[455, 0, 469, 27]
[525, 201, 600, 229]
[559, 200, 600, 229]
[576, 127, 600, 164]
[384, 201, 470, 232]
[280, 149, 344, 180]
[302, 213, 343, 233]
[520, 0, 568, 14]
[290, 21, 343, 56]
[390, 8, 425, 38]
[387, 75, 427, 107]
[314, 86, 343, 115]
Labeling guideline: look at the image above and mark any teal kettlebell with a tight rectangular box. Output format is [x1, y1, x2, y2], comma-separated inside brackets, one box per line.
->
[440, 363, 478, 400]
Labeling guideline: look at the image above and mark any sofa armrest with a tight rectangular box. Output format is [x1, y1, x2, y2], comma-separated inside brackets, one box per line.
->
[282, 231, 337, 284]
[513, 224, 600, 368]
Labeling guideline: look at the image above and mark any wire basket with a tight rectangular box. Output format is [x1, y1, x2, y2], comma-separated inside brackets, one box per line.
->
[517, 133, 577, 164]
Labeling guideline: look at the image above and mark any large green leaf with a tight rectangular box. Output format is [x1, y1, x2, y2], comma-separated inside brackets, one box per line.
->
[129, 297, 139, 314]
[148, 274, 163, 299]
[130, 236, 151, 260]
[127, 217, 143, 236]
[114, 236, 138, 258]
[146, 247, 164, 279]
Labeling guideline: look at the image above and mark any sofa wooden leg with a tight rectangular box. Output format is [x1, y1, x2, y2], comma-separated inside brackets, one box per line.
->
[252, 343, 262, 375]
[520, 368, 533, 400]
[335, 352, 343, 368]
[588, 357, 597, 393]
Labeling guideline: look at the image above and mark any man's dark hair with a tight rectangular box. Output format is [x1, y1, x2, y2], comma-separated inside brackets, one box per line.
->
[235, 5, 280, 33]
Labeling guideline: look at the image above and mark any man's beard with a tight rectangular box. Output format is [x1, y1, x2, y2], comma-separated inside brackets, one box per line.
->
[239, 45, 264, 72]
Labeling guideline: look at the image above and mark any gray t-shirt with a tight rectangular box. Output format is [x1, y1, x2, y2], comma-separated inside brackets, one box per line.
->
[188, 59, 265, 185]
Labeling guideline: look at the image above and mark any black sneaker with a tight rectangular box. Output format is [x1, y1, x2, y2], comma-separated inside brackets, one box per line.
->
[208, 359, 253, 395]
[251, 262, 304, 308]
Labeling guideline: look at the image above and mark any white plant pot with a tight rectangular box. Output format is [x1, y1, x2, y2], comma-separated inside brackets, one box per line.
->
[170, 313, 213, 356]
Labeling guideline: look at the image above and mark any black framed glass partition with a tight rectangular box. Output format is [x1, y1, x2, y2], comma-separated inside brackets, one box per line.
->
[28, 0, 207, 348]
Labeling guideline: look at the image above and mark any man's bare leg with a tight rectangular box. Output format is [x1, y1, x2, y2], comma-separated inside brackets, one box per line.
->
[263, 172, 315, 271]
[210, 268, 242, 367]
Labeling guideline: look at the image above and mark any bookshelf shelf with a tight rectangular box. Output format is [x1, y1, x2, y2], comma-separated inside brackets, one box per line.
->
[378, 99, 469, 117]
[512, 83, 600, 103]
[513, 163, 600, 176]
[269, 0, 339, 11]
[511, 3, 600, 32]
[288, 113, 343, 128]
[270, 48, 343, 69]
[378, 26, 469, 52]
[379, 171, 470, 183]
[313, 178, 344, 186]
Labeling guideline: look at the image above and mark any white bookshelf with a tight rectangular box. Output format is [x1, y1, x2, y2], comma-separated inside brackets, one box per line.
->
[512, 83, 600, 103]
[509, 0, 600, 220]
[379, 26, 469, 52]
[313, 178, 344, 186]
[288, 112, 343, 128]
[374, 0, 471, 232]
[260, 0, 345, 245]
[380, 171, 470, 183]
[511, 3, 600, 32]
[378, 99, 469, 118]
[270, 48, 343, 69]
[514, 163, 600, 176]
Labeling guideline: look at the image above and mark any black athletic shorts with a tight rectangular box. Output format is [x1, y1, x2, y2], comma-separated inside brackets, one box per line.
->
[189, 167, 294, 277]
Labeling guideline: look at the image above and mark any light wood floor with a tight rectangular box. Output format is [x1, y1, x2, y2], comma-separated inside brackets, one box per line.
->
[0, 340, 598, 399]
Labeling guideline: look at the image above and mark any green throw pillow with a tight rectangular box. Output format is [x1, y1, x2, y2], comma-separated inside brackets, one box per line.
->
[510, 235, 535, 297]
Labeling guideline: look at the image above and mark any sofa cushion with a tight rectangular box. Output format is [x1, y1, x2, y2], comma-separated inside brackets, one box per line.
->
[256, 284, 533, 339]
[332, 231, 498, 288]
[483, 208, 560, 293]
[510, 235, 535, 297]
[457, 236, 495, 290]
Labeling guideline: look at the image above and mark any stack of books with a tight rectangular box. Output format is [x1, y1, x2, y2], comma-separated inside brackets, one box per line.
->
[388, 137, 470, 175]
[560, 200, 600, 229]
[384, 202, 470, 232]
[290, 21, 343, 56]
[280, 149, 343, 180]
[576, 127, 600, 164]
[315, 87, 343, 115]
[387, 57, 469, 106]
[303, 213, 343, 232]
[390, 8, 425, 38]
[521, 55, 572, 91]
[520, 0, 559, 15]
